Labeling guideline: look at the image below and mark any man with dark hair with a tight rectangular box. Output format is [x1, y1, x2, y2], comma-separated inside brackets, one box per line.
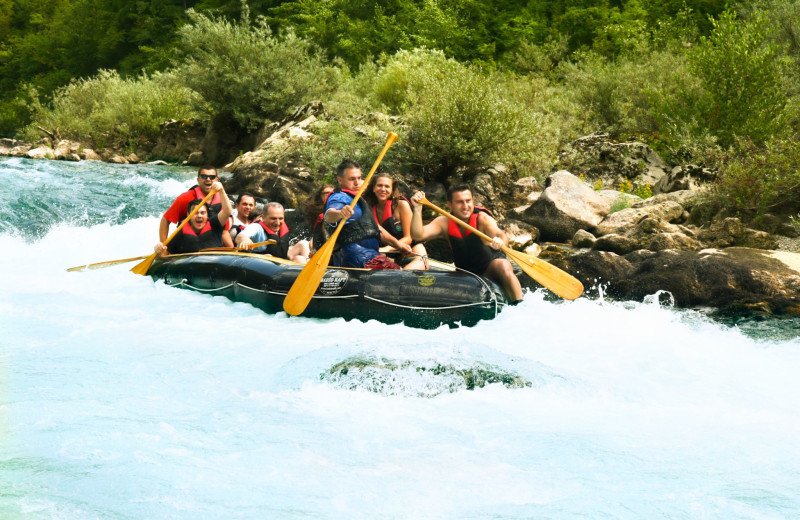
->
[410, 184, 523, 302]
[154, 179, 233, 255]
[235, 202, 309, 263]
[323, 158, 400, 269]
[229, 192, 258, 243]
[159, 165, 234, 247]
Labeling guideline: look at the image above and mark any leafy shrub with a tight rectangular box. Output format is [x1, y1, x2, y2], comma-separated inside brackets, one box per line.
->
[172, 10, 341, 129]
[21, 70, 202, 145]
[708, 137, 800, 219]
[655, 10, 789, 148]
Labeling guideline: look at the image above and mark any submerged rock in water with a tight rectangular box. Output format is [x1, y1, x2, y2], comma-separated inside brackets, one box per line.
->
[322, 356, 532, 397]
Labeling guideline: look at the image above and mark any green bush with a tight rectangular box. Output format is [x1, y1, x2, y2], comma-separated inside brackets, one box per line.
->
[654, 10, 789, 148]
[708, 137, 800, 219]
[172, 10, 341, 129]
[20, 70, 203, 145]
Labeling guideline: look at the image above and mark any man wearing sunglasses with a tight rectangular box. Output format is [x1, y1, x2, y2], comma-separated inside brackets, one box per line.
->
[159, 166, 234, 247]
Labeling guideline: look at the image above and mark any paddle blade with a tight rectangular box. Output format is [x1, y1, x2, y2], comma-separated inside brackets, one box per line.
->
[282, 232, 338, 316]
[503, 247, 583, 300]
[67, 255, 149, 272]
[130, 252, 159, 276]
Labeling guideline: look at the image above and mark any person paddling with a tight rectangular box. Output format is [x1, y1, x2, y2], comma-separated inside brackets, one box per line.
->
[154, 180, 232, 255]
[324, 159, 400, 269]
[410, 184, 523, 302]
[235, 202, 310, 264]
[159, 166, 234, 247]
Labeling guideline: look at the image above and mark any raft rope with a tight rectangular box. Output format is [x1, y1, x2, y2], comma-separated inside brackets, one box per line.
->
[164, 266, 503, 316]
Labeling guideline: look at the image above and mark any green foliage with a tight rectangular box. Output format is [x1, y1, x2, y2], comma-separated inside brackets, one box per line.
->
[655, 11, 789, 148]
[20, 70, 203, 145]
[708, 137, 800, 219]
[172, 10, 341, 129]
[378, 51, 533, 181]
[610, 196, 631, 213]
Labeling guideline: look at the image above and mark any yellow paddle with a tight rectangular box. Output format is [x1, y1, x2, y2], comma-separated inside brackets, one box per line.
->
[283, 132, 399, 316]
[200, 239, 276, 252]
[418, 197, 584, 300]
[67, 239, 275, 273]
[130, 188, 218, 275]
[67, 255, 150, 272]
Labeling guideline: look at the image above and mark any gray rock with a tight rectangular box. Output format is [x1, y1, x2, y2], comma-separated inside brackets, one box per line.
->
[26, 146, 53, 159]
[522, 170, 610, 242]
[572, 229, 596, 248]
[596, 200, 684, 236]
[555, 132, 669, 189]
[653, 164, 717, 194]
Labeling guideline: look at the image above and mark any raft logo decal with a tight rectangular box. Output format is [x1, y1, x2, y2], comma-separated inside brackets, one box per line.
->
[418, 274, 436, 287]
[319, 269, 349, 295]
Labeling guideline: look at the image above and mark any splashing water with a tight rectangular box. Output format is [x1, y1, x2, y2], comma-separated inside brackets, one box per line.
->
[1, 157, 799, 519]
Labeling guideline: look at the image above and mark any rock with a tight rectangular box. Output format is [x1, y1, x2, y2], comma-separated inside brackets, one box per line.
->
[596, 200, 684, 236]
[697, 217, 779, 250]
[593, 233, 639, 255]
[146, 160, 170, 166]
[555, 132, 669, 189]
[53, 140, 80, 160]
[653, 164, 717, 194]
[522, 170, 610, 242]
[185, 151, 205, 166]
[80, 148, 101, 161]
[1, 139, 32, 156]
[558, 247, 800, 315]
[647, 232, 703, 251]
[572, 229, 597, 248]
[125, 153, 140, 164]
[151, 118, 207, 163]
[26, 146, 53, 159]
[108, 155, 129, 164]
[66, 153, 81, 162]
[598, 190, 642, 208]
[504, 219, 539, 250]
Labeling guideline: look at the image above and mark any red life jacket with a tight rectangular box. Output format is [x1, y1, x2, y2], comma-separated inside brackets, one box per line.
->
[446, 207, 502, 274]
[168, 220, 222, 253]
[257, 221, 291, 257]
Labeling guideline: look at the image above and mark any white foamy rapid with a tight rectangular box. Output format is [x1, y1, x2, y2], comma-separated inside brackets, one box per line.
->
[1, 158, 799, 519]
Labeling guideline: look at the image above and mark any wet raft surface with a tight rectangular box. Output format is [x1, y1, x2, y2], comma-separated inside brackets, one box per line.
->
[148, 252, 508, 329]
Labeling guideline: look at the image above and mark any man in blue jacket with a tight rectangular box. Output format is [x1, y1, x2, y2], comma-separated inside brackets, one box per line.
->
[323, 158, 400, 269]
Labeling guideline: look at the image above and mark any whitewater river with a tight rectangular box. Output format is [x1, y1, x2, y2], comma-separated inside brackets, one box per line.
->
[1, 156, 799, 519]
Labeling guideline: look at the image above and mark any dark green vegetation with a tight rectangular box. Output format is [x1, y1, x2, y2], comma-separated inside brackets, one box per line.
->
[1, 0, 798, 220]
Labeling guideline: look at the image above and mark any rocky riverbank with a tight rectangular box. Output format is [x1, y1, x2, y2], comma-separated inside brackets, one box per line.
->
[3, 104, 799, 317]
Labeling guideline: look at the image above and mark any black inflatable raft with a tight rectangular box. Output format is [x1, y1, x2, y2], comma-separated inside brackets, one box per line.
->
[147, 252, 508, 328]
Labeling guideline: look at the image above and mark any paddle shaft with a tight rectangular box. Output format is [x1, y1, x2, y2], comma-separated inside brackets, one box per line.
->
[282, 132, 399, 316]
[130, 187, 218, 275]
[419, 198, 583, 300]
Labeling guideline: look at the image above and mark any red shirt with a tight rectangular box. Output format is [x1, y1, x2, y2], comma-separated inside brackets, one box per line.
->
[163, 187, 230, 229]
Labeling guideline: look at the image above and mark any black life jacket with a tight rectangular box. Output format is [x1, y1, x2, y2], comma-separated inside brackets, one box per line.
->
[168, 220, 223, 254]
[447, 207, 504, 274]
[311, 213, 327, 253]
[326, 188, 380, 251]
[257, 220, 291, 258]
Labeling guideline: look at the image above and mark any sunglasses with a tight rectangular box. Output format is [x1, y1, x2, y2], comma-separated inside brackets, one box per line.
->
[198, 174, 217, 180]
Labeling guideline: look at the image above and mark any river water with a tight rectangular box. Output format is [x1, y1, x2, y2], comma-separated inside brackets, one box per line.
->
[1, 157, 799, 519]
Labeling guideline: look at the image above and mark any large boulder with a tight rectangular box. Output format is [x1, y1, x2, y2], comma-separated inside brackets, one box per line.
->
[595, 200, 684, 236]
[555, 132, 670, 189]
[653, 164, 717, 194]
[0, 138, 32, 157]
[522, 170, 610, 242]
[151, 119, 207, 163]
[697, 217, 779, 250]
[559, 247, 800, 315]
